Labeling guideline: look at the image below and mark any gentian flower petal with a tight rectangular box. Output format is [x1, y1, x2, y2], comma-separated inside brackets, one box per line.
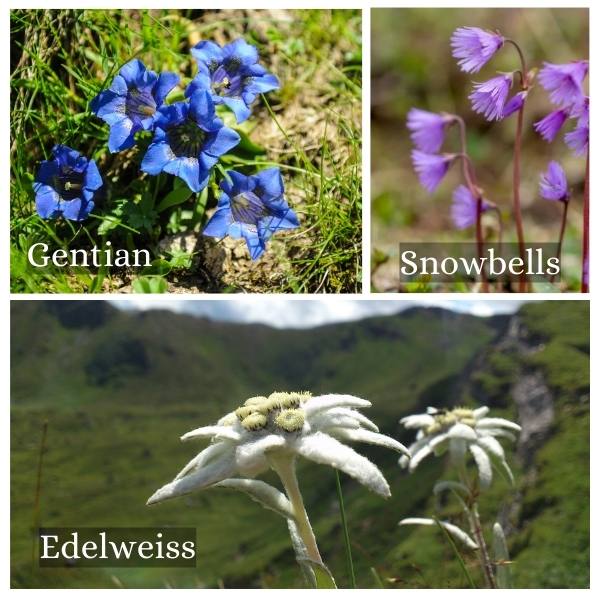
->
[222, 96, 252, 123]
[61, 198, 94, 222]
[140, 140, 175, 174]
[108, 117, 136, 152]
[190, 41, 225, 70]
[253, 167, 284, 200]
[222, 38, 259, 67]
[203, 205, 234, 238]
[154, 71, 180, 105]
[202, 126, 241, 158]
[34, 185, 61, 219]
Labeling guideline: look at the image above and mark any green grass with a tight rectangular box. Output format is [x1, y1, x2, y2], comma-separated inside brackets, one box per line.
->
[10, 9, 362, 293]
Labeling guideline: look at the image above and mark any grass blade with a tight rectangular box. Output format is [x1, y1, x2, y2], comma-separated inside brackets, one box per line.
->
[335, 470, 356, 588]
[433, 517, 477, 589]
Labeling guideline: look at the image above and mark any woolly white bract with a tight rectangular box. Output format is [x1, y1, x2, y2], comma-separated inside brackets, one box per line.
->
[399, 406, 520, 488]
[148, 392, 408, 504]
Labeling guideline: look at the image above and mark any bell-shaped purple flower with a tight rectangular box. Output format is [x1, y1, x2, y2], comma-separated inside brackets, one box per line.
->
[451, 27, 505, 74]
[469, 74, 513, 121]
[91, 59, 179, 152]
[186, 39, 279, 124]
[534, 109, 569, 142]
[33, 144, 102, 221]
[411, 151, 453, 193]
[538, 60, 588, 108]
[141, 91, 240, 193]
[565, 97, 589, 156]
[407, 109, 453, 153]
[203, 168, 299, 260]
[451, 185, 491, 229]
[502, 90, 527, 118]
[539, 161, 569, 202]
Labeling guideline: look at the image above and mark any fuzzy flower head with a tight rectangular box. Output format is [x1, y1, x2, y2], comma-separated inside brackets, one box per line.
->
[451, 27, 505, 74]
[187, 39, 279, 123]
[539, 161, 569, 202]
[407, 109, 454, 153]
[451, 185, 491, 229]
[399, 406, 520, 489]
[534, 109, 569, 143]
[469, 73, 513, 121]
[91, 59, 179, 152]
[33, 144, 102, 221]
[538, 60, 588, 108]
[411, 150, 454, 193]
[202, 168, 299, 260]
[147, 392, 409, 505]
[141, 91, 240, 192]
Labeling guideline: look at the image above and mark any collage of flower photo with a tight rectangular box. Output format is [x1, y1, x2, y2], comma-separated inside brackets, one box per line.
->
[7, 4, 591, 595]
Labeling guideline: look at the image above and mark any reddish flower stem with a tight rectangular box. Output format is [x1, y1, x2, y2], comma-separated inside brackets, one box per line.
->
[551, 200, 569, 285]
[456, 151, 488, 292]
[506, 39, 529, 292]
[582, 149, 589, 292]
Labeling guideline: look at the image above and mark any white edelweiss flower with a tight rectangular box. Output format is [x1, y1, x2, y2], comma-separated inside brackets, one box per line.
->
[399, 405, 520, 489]
[147, 392, 408, 586]
[399, 517, 479, 550]
[148, 392, 409, 505]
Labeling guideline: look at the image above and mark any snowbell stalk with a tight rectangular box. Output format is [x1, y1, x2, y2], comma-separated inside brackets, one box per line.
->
[399, 405, 520, 588]
[505, 39, 530, 292]
[147, 392, 409, 587]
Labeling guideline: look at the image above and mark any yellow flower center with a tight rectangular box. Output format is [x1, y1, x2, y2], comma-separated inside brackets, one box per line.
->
[425, 407, 476, 435]
[275, 409, 305, 432]
[241, 412, 268, 431]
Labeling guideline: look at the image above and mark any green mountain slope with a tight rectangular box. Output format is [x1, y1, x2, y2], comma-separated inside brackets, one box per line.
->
[10, 301, 589, 588]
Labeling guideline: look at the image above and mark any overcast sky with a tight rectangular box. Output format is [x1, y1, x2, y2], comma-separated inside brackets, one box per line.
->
[111, 298, 529, 329]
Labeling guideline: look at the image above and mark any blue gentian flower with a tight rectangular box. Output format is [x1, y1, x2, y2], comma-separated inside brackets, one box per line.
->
[91, 59, 179, 152]
[186, 39, 279, 123]
[33, 144, 102, 221]
[202, 168, 299, 260]
[141, 91, 241, 193]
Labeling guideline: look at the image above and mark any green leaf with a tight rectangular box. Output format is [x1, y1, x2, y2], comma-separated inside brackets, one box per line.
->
[132, 276, 168, 294]
[157, 186, 193, 213]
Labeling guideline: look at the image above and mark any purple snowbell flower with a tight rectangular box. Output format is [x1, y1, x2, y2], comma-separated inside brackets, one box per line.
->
[539, 161, 569, 202]
[534, 109, 569, 142]
[565, 97, 589, 156]
[469, 74, 513, 121]
[538, 60, 588, 107]
[406, 109, 453, 153]
[502, 90, 528, 118]
[451, 27, 505, 74]
[411, 150, 453, 193]
[451, 185, 491, 229]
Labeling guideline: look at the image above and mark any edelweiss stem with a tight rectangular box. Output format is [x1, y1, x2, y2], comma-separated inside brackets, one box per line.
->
[470, 503, 497, 589]
[582, 149, 589, 292]
[270, 453, 322, 564]
[459, 465, 496, 588]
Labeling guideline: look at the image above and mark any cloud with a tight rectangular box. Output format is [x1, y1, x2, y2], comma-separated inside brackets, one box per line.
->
[111, 298, 525, 329]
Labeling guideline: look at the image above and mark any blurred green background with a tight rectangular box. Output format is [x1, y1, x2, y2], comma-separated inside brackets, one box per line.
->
[11, 300, 589, 588]
[371, 8, 589, 291]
